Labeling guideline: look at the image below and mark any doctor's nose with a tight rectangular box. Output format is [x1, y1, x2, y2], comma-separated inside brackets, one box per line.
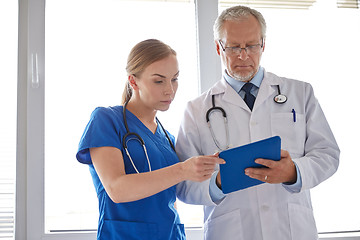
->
[237, 48, 249, 60]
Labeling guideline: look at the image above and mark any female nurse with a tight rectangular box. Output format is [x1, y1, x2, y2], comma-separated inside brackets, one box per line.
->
[76, 39, 224, 240]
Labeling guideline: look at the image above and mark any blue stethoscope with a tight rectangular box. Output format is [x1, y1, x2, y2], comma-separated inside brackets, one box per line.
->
[206, 84, 287, 151]
[122, 100, 175, 173]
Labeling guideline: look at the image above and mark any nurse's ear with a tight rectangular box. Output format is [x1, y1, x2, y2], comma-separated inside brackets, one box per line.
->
[128, 74, 139, 91]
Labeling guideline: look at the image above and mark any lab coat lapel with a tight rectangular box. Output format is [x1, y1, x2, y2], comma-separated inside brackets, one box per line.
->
[219, 78, 250, 111]
[253, 72, 282, 111]
[210, 74, 283, 112]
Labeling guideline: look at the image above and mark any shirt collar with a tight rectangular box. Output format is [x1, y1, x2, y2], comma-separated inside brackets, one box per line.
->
[223, 67, 264, 92]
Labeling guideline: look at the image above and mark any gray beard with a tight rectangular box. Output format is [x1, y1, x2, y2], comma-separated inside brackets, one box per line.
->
[231, 70, 255, 82]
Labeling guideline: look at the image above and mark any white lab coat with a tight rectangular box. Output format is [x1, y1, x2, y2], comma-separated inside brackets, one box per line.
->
[176, 70, 340, 240]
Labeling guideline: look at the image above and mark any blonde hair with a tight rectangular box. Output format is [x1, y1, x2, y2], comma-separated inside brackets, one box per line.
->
[121, 39, 177, 104]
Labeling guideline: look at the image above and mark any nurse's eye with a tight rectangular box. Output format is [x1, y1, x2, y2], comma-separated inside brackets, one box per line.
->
[154, 79, 164, 84]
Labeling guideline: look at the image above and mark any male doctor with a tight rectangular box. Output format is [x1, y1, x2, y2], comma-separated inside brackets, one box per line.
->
[176, 5, 340, 240]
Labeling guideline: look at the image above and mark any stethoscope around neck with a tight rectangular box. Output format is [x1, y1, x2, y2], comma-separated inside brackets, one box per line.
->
[122, 100, 175, 173]
[206, 95, 230, 151]
[206, 84, 287, 151]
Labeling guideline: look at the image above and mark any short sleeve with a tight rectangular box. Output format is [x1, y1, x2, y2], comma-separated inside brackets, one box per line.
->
[76, 107, 123, 165]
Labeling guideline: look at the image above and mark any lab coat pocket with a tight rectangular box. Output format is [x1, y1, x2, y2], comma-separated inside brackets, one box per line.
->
[288, 203, 318, 240]
[100, 219, 158, 240]
[271, 113, 306, 155]
[204, 209, 244, 240]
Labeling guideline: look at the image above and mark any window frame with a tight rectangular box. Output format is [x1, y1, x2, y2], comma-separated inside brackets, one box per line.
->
[16, 0, 219, 239]
[16, 0, 46, 239]
[15, 0, 360, 239]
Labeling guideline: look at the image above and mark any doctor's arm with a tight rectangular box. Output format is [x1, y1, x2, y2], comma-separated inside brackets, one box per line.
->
[245, 84, 340, 190]
[90, 146, 224, 203]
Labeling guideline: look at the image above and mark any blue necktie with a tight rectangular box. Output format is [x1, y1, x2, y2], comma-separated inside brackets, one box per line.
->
[242, 83, 255, 110]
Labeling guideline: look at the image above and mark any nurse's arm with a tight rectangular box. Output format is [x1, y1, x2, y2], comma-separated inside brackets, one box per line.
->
[90, 146, 224, 203]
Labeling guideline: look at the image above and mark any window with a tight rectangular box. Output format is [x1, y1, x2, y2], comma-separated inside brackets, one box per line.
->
[17, 0, 360, 239]
[219, 0, 360, 238]
[44, 0, 201, 233]
[221, 0, 317, 9]
[337, 0, 359, 8]
[19, 0, 208, 238]
[0, 1, 17, 240]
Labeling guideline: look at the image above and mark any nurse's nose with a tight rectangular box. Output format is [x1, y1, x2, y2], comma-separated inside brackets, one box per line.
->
[164, 81, 175, 95]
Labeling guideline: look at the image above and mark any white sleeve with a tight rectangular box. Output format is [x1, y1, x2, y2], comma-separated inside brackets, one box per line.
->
[175, 101, 216, 206]
[294, 83, 340, 191]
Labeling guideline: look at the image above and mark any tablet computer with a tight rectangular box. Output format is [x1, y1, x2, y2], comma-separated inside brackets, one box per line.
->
[219, 136, 281, 194]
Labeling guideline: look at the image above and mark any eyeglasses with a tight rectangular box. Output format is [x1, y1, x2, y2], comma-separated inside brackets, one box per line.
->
[219, 39, 263, 56]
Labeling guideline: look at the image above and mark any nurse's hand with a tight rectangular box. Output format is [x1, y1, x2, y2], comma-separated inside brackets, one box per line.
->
[181, 154, 225, 182]
[244, 150, 297, 184]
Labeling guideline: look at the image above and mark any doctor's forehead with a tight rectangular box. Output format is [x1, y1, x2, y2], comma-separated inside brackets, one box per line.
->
[221, 19, 262, 43]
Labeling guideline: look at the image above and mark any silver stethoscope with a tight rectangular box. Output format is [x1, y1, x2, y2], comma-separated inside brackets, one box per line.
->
[206, 84, 287, 151]
[122, 100, 175, 173]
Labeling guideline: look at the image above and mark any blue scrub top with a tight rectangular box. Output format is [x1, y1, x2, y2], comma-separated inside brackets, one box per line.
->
[76, 106, 186, 240]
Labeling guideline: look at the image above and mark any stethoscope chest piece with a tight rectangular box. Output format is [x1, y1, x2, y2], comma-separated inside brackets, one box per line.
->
[274, 85, 287, 104]
[274, 94, 287, 104]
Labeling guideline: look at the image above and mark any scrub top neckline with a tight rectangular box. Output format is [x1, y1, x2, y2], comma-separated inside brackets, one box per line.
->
[123, 107, 161, 136]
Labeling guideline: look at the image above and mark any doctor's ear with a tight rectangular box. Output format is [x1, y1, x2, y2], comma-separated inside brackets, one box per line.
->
[215, 41, 221, 56]
[128, 74, 139, 90]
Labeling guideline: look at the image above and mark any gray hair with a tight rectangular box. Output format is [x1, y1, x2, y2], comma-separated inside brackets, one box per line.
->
[213, 5, 267, 41]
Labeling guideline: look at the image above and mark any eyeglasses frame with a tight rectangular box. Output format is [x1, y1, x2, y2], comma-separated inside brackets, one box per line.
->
[218, 38, 264, 56]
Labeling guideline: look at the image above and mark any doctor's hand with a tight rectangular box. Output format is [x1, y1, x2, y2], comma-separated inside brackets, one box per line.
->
[181, 154, 225, 182]
[244, 150, 297, 184]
